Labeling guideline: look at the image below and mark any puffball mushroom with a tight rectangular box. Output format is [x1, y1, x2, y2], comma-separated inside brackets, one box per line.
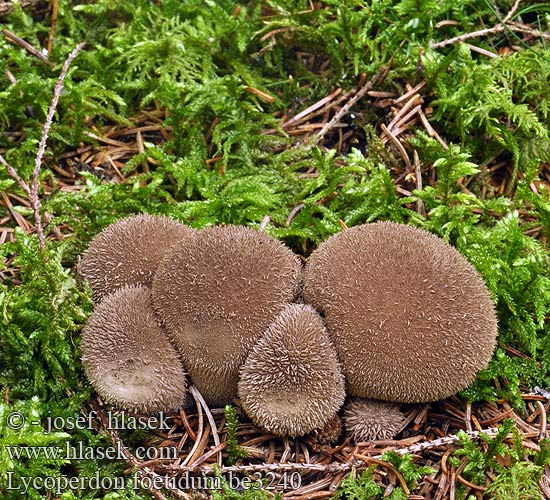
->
[303, 221, 498, 403]
[238, 304, 346, 437]
[343, 399, 405, 442]
[81, 285, 188, 414]
[309, 415, 342, 445]
[152, 225, 302, 405]
[79, 214, 193, 300]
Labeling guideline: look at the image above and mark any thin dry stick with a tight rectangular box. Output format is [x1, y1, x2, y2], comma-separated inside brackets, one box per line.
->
[435, 0, 521, 49]
[311, 66, 390, 144]
[393, 81, 426, 105]
[508, 22, 550, 40]
[170, 461, 354, 475]
[2, 28, 53, 66]
[0, 0, 41, 17]
[537, 401, 547, 440]
[181, 392, 204, 467]
[189, 385, 222, 466]
[502, 0, 522, 23]
[464, 43, 498, 58]
[380, 123, 412, 171]
[47, 0, 59, 56]
[281, 87, 343, 129]
[91, 403, 191, 500]
[259, 215, 271, 231]
[431, 24, 508, 49]
[465, 402, 473, 433]
[356, 455, 410, 495]
[0, 156, 31, 196]
[387, 94, 422, 131]
[167, 428, 515, 476]
[0, 42, 85, 250]
[413, 150, 425, 216]
[32, 42, 85, 249]
[430, 0, 547, 49]
[379, 427, 500, 457]
[392, 104, 422, 136]
[286, 203, 305, 226]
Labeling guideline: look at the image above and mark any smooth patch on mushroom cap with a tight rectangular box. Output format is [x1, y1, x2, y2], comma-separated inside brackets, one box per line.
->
[81, 285, 187, 414]
[343, 399, 405, 442]
[238, 303, 346, 437]
[79, 214, 193, 300]
[152, 225, 302, 405]
[303, 221, 498, 403]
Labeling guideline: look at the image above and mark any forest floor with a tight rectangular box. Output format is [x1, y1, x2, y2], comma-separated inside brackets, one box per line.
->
[1, 1, 550, 499]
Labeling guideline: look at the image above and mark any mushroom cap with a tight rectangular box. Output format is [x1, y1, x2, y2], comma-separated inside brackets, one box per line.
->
[238, 303, 346, 437]
[303, 221, 498, 403]
[343, 399, 405, 442]
[79, 214, 193, 300]
[81, 285, 187, 414]
[152, 225, 302, 405]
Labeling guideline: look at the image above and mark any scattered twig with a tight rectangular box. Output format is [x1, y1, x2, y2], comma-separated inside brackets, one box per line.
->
[381, 123, 412, 171]
[189, 385, 222, 466]
[2, 28, 53, 66]
[431, 0, 550, 48]
[0, 42, 85, 250]
[0, 192, 32, 232]
[534, 387, 550, 399]
[32, 41, 85, 248]
[171, 461, 355, 475]
[464, 43, 498, 58]
[0, 0, 43, 17]
[393, 81, 425, 105]
[503, 0, 522, 24]
[281, 87, 343, 129]
[387, 94, 422, 131]
[311, 66, 390, 143]
[383, 427, 500, 456]
[47, 0, 58, 56]
[246, 86, 275, 103]
[181, 391, 205, 467]
[413, 150, 426, 216]
[537, 401, 547, 439]
[0, 156, 31, 197]
[508, 22, 550, 40]
[286, 203, 305, 226]
[465, 402, 473, 433]
[259, 215, 271, 231]
[431, 24, 509, 49]
[356, 455, 410, 496]
[90, 402, 191, 500]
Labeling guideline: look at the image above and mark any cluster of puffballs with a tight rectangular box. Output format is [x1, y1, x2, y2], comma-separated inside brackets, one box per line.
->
[79, 214, 498, 443]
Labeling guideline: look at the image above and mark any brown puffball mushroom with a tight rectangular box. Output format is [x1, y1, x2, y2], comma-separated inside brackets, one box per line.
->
[152, 225, 302, 405]
[308, 415, 342, 445]
[238, 303, 346, 437]
[81, 285, 187, 414]
[303, 221, 498, 403]
[79, 214, 193, 300]
[343, 399, 405, 442]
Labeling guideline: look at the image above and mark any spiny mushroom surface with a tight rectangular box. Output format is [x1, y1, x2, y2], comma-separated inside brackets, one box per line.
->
[79, 214, 193, 300]
[238, 303, 346, 437]
[303, 221, 498, 403]
[81, 285, 188, 414]
[343, 399, 405, 442]
[152, 225, 302, 405]
[309, 415, 342, 445]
